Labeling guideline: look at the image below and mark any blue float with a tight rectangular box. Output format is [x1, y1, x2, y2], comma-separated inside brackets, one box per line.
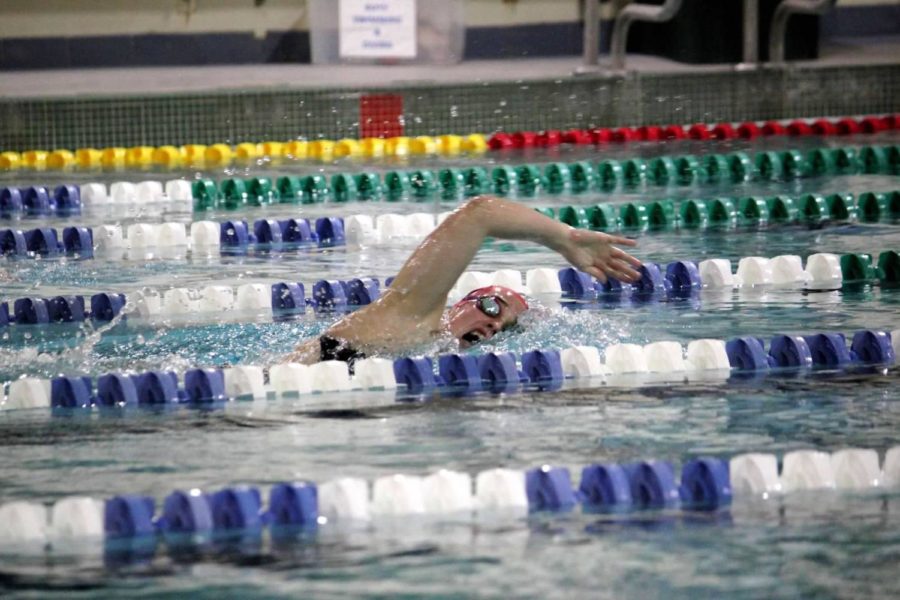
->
[48, 295, 86, 322]
[25, 227, 61, 255]
[210, 486, 263, 530]
[161, 489, 214, 534]
[558, 268, 595, 297]
[346, 277, 380, 305]
[13, 297, 50, 324]
[578, 463, 632, 508]
[597, 276, 632, 294]
[279, 218, 317, 243]
[90, 293, 126, 321]
[271, 282, 306, 311]
[437, 354, 482, 393]
[768, 334, 813, 368]
[51, 375, 93, 408]
[725, 337, 769, 371]
[315, 217, 345, 247]
[626, 461, 680, 508]
[0, 229, 27, 256]
[312, 279, 348, 310]
[104, 495, 156, 538]
[134, 371, 181, 404]
[804, 333, 852, 367]
[0, 302, 10, 326]
[850, 329, 895, 364]
[183, 368, 226, 403]
[23, 186, 53, 215]
[253, 219, 283, 245]
[393, 357, 437, 392]
[96, 373, 140, 406]
[0, 187, 23, 213]
[478, 352, 521, 392]
[632, 263, 670, 296]
[53, 185, 81, 213]
[679, 457, 732, 509]
[62, 226, 93, 257]
[525, 466, 577, 512]
[220, 220, 253, 248]
[665, 261, 701, 293]
[521, 350, 563, 389]
[269, 482, 318, 527]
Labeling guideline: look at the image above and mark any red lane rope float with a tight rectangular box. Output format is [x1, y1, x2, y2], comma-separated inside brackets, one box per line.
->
[489, 114, 898, 151]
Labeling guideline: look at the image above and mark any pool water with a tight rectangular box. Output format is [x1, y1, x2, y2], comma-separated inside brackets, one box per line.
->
[1, 133, 900, 598]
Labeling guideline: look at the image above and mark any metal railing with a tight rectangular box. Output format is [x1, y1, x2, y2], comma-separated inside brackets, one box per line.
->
[609, 0, 684, 70]
[769, 0, 837, 64]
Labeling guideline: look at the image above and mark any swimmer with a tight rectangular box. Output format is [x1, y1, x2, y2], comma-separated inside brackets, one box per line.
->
[285, 195, 641, 366]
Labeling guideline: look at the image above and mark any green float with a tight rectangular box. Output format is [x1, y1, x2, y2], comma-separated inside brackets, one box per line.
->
[877, 250, 900, 284]
[648, 156, 677, 186]
[857, 192, 888, 222]
[354, 172, 383, 201]
[702, 154, 730, 184]
[409, 170, 437, 199]
[558, 205, 589, 229]
[491, 166, 518, 196]
[535, 207, 555, 219]
[679, 199, 709, 229]
[384, 171, 412, 201]
[840, 253, 877, 282]
[887, 146, 900, 173]
[586, 204, 618, 231]
[646, 200, 676, 229]
[832, 147, 859, 175]
[463, 167, 491, 197]
[674, 155, 701, 186]
[330, 173, 358, 202]
[727, 152, 756, 182]
[569, 161, 595, 193]
[825, 193, 857, 221]
[858, 146, 889, 174]
[219, 178, 248, 210]
[709, 197, 738, 227]
[806, 148, 837, 177]
[543, 163, 571, 194]
[192, 179, 219, 211]
[245, 177, 277, 206]
[780, 150, 809, 178]
[738, 197, 768, 226]
[621, 159, 646, 188]
[275, 176, 304, 204]
[620, 203, 649, 230]
[596, 160, 623, 192]
[301, 174, 330, 203]
[515, 164, 545, 197]
[438, 168, 465, 200]
[754, 151, 784, 181]
[766, 195, 799, 223]
[888, 191, 900, 219]
[799, 194, 828, 222]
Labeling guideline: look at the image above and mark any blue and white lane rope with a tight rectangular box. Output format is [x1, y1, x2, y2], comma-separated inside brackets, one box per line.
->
[3, 327, 898, 411]
[1, 447, 898, 544]
[2, 249, 898, 327]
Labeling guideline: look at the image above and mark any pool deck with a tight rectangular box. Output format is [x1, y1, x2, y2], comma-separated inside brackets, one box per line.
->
[1, 36, 898, 100]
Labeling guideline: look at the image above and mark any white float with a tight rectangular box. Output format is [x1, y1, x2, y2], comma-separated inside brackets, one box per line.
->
[698, 259, 735, 288]
[781, 450, 836, 492]
[235, 284, 271, 311]
[318, 477, 370, 521]
[0, 501, 48, 543]
[48, 496, 104, 539]
[5, 378, 51, 410]
[685, 339, 731, 371]
[559, 346, 606, 378]
[223, 366, 266, 400]
[268, 363, 313, 396]
[525, 268, 562, 295]
[643, 341, 686, 372]
[736, 257, 773, 286]
[422, 470, 474, 513]
[371, 474, 426, 516]
[308, 361, 352, 392]
[604, 344, 648, 374]
[831, 448, 881, 489]
[353, 358, 398, 390]
[475, 468, 528, 512]
[805, 253, 842, 288]
[729, 453, 781, 496]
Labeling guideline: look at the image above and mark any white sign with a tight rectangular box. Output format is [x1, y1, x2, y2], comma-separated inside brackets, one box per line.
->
[339, 0, 417, 59]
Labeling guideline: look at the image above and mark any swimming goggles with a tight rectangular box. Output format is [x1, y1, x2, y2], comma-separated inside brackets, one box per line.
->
[475, 296, 502, 317]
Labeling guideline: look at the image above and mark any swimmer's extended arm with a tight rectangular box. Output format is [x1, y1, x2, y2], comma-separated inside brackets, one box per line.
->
[289, 195, 641, 357]
[381, 195, 642, 319]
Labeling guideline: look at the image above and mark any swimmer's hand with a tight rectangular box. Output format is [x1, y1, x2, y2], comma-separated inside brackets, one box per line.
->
[559, 228, 642, 284]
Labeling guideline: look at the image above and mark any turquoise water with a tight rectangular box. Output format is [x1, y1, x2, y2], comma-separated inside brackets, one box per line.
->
[1, 138, 900, 598]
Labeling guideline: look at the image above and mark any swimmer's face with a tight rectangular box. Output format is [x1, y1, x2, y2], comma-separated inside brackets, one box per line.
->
[447, 286, 529, 348]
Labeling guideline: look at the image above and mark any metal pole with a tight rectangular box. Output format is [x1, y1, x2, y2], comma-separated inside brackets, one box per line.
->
[769, 0, 837, 64]
[610, 0, 683, 71]
[742, 0, 759, 65]
[582, 0, 601, 68]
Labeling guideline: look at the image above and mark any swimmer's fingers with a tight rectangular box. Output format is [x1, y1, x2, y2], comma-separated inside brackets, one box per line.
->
[583, 265, 608, 284]
[610, 246, 643, 268]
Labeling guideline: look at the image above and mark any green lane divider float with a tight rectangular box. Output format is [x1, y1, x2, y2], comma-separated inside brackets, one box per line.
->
[190, 144, 900, 211]
[539, 189, 899, 233]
